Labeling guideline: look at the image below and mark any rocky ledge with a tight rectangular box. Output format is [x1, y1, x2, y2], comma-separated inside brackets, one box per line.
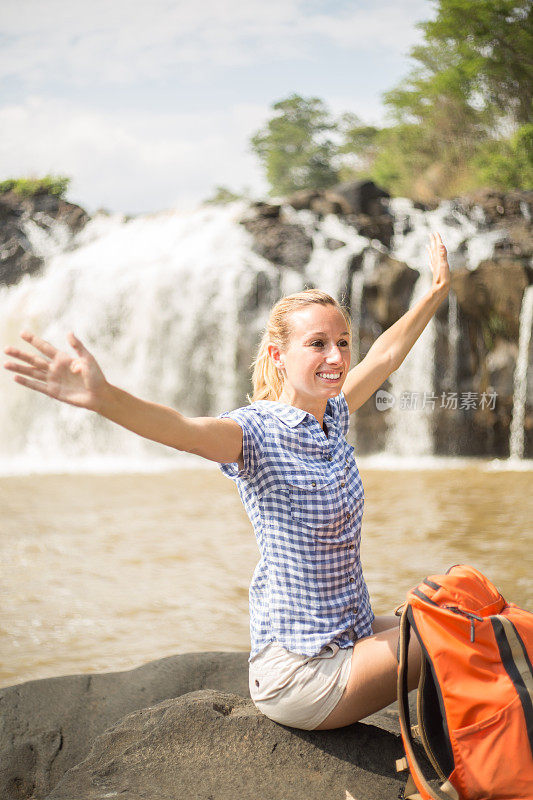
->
[0, 651, 423, 800]
[0, 190, 89, 286]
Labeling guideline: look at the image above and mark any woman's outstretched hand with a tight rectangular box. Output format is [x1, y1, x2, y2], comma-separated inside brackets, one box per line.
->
[428, 232, 451, 294]
[3, 331, 107, 411]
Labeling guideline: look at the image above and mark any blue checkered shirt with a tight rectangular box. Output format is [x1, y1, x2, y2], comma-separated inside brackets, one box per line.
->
[219, 392, 374, 660]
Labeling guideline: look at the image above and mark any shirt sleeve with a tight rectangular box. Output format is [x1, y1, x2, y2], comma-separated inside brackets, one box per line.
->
[217, 405, 265, 480]
[330, 391, 350, 437]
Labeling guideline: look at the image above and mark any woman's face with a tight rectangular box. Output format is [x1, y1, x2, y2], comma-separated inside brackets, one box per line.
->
[273, 304, 351, 407]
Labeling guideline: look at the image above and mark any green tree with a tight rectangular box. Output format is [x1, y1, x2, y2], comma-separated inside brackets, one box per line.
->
[473, 123, 533, 189]
[386, 0, 532, 127]
[337, 113, 380, 181]
[250, 94, 339, 195]
[421, 0, 533, 126]
[373, 0, 533, 197]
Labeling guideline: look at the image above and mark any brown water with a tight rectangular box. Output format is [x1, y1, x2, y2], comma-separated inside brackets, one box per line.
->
[1, 464, 531, 688]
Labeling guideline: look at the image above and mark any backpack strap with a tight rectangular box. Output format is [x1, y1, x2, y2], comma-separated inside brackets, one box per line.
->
[397, 607, 459, 800]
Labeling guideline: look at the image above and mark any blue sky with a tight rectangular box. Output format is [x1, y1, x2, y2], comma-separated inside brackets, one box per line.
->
[1, 0, 434, 214]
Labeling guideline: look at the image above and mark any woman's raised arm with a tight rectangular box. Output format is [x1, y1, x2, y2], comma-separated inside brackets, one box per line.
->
[3, 331, 243, 464]
[343, 232, 451, 414]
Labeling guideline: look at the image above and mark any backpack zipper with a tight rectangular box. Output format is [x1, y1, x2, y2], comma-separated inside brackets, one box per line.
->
[445, 606, 484, 642]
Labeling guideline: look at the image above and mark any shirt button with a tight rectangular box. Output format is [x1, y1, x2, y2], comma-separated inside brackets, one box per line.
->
[327, 455, 333, 461]
[346, 512, 351, 520]
[349, 544, 354, 550]
[341, 481, 345, 487]
[349, 577, 355, 583]
[311, 481, 316, 487]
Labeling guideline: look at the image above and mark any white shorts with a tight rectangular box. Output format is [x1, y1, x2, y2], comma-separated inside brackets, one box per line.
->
[248, 640, 353, 730]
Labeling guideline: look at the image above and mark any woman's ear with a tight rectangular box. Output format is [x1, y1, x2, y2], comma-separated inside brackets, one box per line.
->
[267, 343, 285, 371]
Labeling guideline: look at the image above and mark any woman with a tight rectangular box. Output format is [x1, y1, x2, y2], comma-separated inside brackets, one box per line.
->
[3, 233, 450, 731]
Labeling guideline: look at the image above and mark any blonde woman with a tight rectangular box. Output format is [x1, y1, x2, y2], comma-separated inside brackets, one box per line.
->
[3, 233, 450, 731]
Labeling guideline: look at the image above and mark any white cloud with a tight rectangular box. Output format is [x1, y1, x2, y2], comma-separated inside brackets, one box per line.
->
[0, 97, 270, 213]
[0, 1, 435, 211]
[1, 0, 433, 85]
[303, 1, 430, 52]
[1, 0, 304, 84]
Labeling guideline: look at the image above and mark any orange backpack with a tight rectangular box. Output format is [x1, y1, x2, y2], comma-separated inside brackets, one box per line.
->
[396, 565, 533, 800]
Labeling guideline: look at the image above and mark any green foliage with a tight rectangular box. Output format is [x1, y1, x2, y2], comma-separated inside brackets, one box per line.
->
[420, 0, 533, 126]
[473, 125, 533, 189]
[373, 0, 533, 197]
[337, 113, 380, 180]
[250, 3, 532, 199]
[0, 175, 71, 198]
[250, 94, 339, 196]
[203, 185, 248, 205]
[482, 312, 513, 350]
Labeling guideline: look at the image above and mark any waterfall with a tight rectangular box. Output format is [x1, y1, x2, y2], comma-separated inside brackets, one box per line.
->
[446, 290, 459, 389]
[350, 247, 381, 364]
[509, 286, 533, 459]
[384, 270, 435, 456]
[0, 204, 276, 470]
[0, 196, 506, 472]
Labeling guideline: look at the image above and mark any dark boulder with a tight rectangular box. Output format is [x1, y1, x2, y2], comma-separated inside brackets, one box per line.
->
[240, 206, 313, 271]
[0, 651, 425, 800]
[44, 690, 412, 800]
[331, 180, 390, 217]
[286, 182, 393, 246]
[362, 254, 419, 330]
[452, 258, 529, 341]
[0, 651, 249, 800]
[0, 191, 89, 286]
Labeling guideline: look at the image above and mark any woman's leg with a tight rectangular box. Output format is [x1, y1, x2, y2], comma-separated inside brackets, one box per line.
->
[314, 617, 420, 730]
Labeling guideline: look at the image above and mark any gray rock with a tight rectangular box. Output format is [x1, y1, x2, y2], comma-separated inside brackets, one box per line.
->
[330, 180, 390, 217]
[0, 191, 89, 286]
[1, 651, 424, 800]
[240, 209, 313, 271]
[362, 254, 419, 330]
[0, 651, 249, 799]
[44, 689, 411, 800]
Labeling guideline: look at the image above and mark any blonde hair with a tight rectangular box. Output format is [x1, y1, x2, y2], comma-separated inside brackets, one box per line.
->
[250, 289, 352, 402]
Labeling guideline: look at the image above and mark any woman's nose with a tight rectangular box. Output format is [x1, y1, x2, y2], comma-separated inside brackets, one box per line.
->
[326, 346, 342, 363]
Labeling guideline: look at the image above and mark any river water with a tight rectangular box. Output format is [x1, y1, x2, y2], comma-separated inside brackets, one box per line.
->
[1, 461, 531, 688]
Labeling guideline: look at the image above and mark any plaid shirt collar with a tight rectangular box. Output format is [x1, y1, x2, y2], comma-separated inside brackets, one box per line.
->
[255, 399, 335, 429]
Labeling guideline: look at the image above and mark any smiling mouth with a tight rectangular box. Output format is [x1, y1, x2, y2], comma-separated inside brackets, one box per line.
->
[316, 371, 343, 382]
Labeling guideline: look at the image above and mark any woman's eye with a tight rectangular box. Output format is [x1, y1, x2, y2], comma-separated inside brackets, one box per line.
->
[339, 340, 349, 347]
[311, 341, 324, 347]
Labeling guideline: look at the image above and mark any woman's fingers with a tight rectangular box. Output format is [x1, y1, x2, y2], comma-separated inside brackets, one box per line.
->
[4, 360, 47, 380]
[68, 332, 89, 356]
[12, 374, 52, 396]
[429, 232, 447, 261]
[20, 330, 57, 359]
[3, 345, 49, 371]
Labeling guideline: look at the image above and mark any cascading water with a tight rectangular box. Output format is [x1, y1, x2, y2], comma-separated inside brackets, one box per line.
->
[509, 285, 533, 459]
[446, 290, 459, 390]
[383, 269, 435, 457]
[0, 196, 514, 472]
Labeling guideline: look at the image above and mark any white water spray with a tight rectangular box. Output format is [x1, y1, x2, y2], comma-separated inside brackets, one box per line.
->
[0, 197, 506, 472]
[509, 285, 533, 459]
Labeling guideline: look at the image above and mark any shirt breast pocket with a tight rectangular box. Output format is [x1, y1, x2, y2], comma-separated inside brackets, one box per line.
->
[344, 446, 364, 506]
[287, 474, 340, 531]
